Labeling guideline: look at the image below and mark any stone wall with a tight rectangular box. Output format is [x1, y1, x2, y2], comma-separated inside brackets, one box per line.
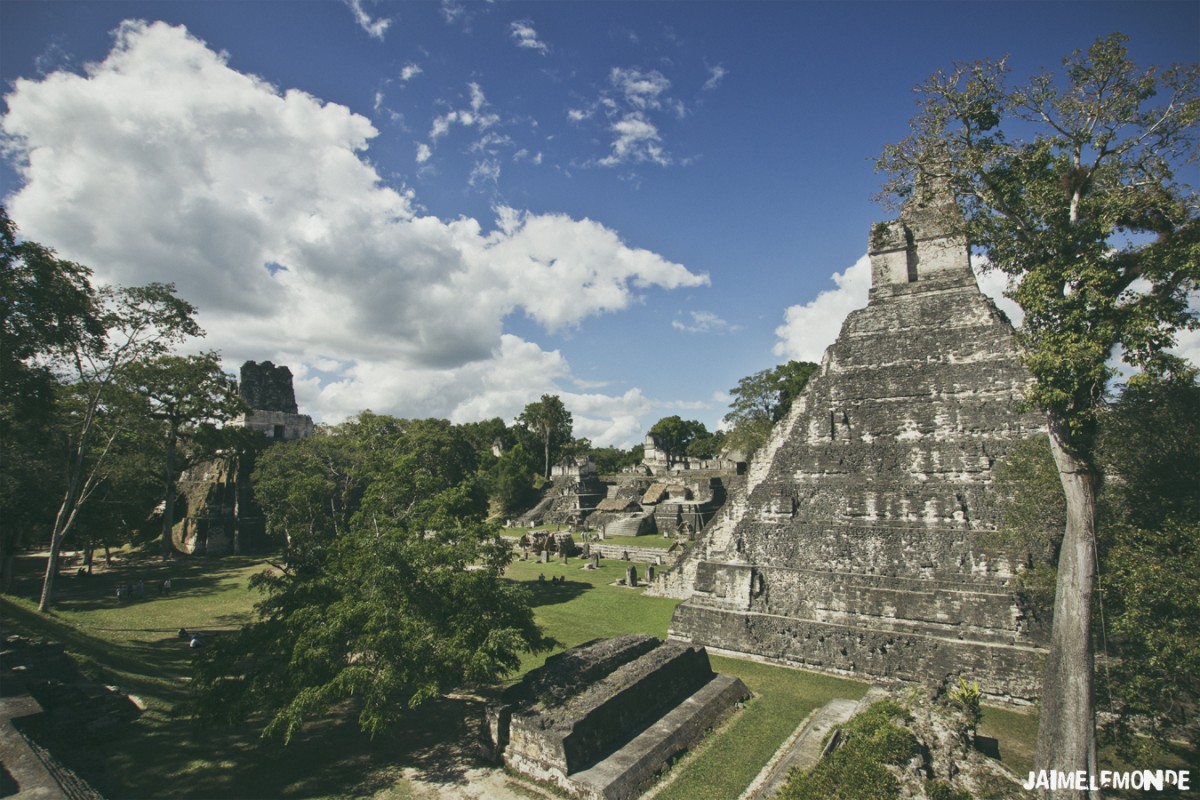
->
[238, 360, 298, 413]
[664, 194, 1048, 702]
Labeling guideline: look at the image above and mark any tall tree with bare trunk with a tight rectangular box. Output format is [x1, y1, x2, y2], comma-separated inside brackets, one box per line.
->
[878, 34, 1199, 797]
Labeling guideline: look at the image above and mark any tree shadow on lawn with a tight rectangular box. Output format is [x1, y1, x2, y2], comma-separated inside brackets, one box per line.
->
[97, 695, 488, 799]
[27, 553, 271, 613]
[520, 577, 589, 608]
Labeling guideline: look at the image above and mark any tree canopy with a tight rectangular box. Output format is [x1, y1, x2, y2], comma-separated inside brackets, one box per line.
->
[516, 394, 573, 478]
[877, 33, 1199, 790]
[995, 373, 1200, 763]
[126, 352, 243, 557]
[722, 360, 818, 456]
[191, 412, 548, 741]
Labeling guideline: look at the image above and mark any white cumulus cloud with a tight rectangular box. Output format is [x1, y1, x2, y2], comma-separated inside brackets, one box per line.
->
[774, 255, 872, 363]
[672, 310, 740, 334]
[1, 20, 706, 439]
[703, 64, 727, 91]
[773, 253, 1029, 365]
[599, 114, 668, 167]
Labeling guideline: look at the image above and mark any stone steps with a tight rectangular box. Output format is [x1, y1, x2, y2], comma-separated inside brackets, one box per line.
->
[569, 674, 750, 800]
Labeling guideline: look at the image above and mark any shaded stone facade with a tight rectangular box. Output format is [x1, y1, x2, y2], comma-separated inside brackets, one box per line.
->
[238, 360, 298, 414]
[173, 360, 314, 555]
[660, 196, 1048, 702]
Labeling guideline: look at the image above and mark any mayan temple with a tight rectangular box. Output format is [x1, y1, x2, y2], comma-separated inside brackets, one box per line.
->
[656, 191, 1049, 702]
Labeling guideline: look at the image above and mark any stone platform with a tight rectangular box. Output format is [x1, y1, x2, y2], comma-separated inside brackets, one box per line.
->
[483, 635, 749, 798]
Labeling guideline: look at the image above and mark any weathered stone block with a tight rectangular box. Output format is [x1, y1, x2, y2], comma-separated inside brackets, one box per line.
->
[484, 635, 746, 796]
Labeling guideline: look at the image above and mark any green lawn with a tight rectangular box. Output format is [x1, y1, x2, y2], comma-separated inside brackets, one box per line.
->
[503, 557, 872, 799]
[655, 657, 869, 800]
[3, 551, 1056, 800]
[598, 533, 680, 550]
[503, 556, 680, 674]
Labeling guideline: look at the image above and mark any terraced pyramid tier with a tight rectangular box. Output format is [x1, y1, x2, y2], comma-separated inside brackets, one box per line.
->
[667, 196, 1048, 702]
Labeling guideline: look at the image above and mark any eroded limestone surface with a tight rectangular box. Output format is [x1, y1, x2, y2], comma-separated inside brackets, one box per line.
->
[664, 195, 1048, 702]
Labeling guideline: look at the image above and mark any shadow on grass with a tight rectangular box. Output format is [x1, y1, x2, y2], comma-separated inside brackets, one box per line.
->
[520, 577, 589, 608]
[4, 589, 493, 800]
[97, 696, 485, 799]
[17, 552, 268, 613]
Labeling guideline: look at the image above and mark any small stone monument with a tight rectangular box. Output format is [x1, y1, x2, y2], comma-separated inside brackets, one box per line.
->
[646, 564, 656, 583]
[626, 565, 638, 588]
[591, 553, 601, 570]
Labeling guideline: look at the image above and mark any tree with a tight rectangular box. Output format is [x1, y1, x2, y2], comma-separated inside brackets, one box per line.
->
[993, 375, 1200, 764]
[252, 429, 363, 572]
[1095, 373, 1200, 757]
[648, 416, 707, 455]
[37, 282, 202, 611]
[125, 352, 243, 558]
[490, 442, 539, 516]
[1, 208, 101, 591]
[878, 34, 1199, 793]
[516, 394, 573, 479]
[723, 360, 818, 455]
[192, 412, 548, 742]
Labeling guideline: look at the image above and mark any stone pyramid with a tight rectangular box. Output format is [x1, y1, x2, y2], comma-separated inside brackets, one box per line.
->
[659, 194, 1048, 702]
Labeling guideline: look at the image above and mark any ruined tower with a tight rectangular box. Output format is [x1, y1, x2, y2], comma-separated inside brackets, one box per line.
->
[173, 361, 314, 555]
[660, 194, 1048, 701]
[236, 360, 313, 441]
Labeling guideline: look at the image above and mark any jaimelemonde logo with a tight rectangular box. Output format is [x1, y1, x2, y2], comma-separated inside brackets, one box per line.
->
[1023, 770, 1191, 792]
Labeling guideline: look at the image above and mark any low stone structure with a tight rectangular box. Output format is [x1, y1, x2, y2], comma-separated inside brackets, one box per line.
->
[483, 635, 749, 799]
[640, 433, 746, 475]
[517, 457, 608, 529]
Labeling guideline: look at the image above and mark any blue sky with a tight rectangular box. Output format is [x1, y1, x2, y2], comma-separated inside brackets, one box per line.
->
[2, 1, 1197, 446]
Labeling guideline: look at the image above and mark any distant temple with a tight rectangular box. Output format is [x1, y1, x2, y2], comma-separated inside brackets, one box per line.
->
[234, 360, 313, 441]
[172, 360, 314, 555]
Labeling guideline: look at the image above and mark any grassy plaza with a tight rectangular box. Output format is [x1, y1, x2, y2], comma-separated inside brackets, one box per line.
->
[1, 547, 1052, 799]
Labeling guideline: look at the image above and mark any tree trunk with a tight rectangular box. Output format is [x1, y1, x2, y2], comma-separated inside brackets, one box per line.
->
[160, 427, 178, 559]
[0, 532, 13, 594]
[39, 477, 83, 612]
[1036, 421, 1100, 798]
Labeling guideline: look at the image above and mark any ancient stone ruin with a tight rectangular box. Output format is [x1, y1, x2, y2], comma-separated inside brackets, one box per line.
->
[483, 635, 749, 799]
[656, 192, 1049, 702]
[235, 360, 314, 442]
[172, 360, 314, 555]
[518, 445, 740, 546]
